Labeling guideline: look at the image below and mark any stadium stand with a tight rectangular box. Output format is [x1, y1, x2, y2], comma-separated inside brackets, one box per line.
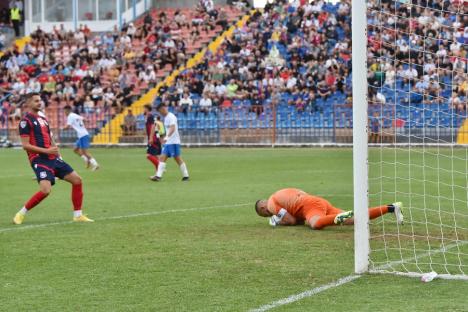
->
[146, 0, 466, 144]
[0, 3, 243, 142]
[1, 0, 466, 145]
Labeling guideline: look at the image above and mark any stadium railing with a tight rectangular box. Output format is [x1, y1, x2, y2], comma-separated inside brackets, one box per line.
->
[2, 102, 465, 147]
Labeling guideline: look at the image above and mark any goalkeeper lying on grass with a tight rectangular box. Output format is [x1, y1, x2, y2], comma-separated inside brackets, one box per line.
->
[255, 188, 403, 229]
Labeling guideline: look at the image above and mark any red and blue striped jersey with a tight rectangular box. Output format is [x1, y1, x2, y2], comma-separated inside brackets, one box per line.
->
[19, 112, 56, 162]
[146, 113, 159, 145]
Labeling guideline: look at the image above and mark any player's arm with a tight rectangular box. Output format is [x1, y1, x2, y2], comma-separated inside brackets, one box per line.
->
[166, 124, 175, 137]
[279, 212, 302, 226]
[20, 136, 59, 155]
[63, 115, 73, 131]
[269, 208, 300, 227]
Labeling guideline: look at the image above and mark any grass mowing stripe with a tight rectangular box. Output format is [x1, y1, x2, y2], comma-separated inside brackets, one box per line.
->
[0, 203, 250, 233]
[248, 239, 466, 311]
[0, 194, 351, 234]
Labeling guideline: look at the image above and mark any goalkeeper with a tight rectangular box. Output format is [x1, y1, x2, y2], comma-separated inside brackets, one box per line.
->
[254, 188, 403, 229]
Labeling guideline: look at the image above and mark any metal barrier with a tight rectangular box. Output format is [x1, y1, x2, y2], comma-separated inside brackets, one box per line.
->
[1, 103, 464, 146]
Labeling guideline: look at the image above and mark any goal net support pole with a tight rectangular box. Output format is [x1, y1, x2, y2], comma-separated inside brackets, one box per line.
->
[353, 0, 370, 274]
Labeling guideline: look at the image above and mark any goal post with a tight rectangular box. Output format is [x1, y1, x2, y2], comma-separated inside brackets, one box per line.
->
[352, 0, 370, 274]
[354, 0, 468, 280]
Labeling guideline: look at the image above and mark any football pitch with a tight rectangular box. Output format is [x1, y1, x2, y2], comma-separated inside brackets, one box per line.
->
[1, 148, 467, 311]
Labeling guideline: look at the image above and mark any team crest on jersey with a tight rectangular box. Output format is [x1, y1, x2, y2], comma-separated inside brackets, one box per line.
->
[20, 121, 27, 128]
[39, 171, 47, 179]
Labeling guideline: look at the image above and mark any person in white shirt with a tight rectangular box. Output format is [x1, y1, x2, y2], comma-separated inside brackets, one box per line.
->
[179, 93, 193, 114]
[199, 93, 213, 113]
[139, 67, 156, 83]
[74, 31, 85, 44]
[63, 106, 99, 171]
[12, 79, 26, 94]
[151, 104, 189, 182]
[91, 84, 104, 104]
[215, 83, 227, 96]
[163, 38, 176, 49]
[27, 79, 41, 94]
[127, 23, 136, 37]
[120, 35, 131, 47]
[403, 65, 418, 81]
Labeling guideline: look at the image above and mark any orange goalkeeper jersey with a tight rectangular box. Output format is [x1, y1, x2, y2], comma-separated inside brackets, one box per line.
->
[266, 188, 338, 220]
[267, 188, 308, 217]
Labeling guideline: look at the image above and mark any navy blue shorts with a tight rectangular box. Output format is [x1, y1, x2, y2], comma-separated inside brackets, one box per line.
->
[31, 158, 74, 185]
[147, 141, 162, 156]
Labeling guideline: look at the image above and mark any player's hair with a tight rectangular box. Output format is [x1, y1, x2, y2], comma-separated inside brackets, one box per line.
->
[24, 92, 40, 104]
[156, 103, 167, 110]
[144, 104, 152, 111]
[64, 105, 72, 110]
[254, 200, 262, 215]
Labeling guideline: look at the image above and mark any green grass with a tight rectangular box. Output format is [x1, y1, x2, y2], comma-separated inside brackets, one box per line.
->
[0, 148, 467, 311]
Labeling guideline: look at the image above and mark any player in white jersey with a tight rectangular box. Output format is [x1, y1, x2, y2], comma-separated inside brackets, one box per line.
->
[151, 104, 189, 181]
[63, 106, 99, 171]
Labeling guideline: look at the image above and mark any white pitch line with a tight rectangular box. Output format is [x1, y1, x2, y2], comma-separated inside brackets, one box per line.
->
[0, 195, 351, 233]
[249, 240, 466, 312]
[0, 203, 250, 233]
[249, 275, 361, 312]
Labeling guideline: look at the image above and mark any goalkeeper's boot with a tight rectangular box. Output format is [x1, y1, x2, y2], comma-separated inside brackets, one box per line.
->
[334, 210, 354, 225]
[392, 202, 404, 225]
[73, 215, 94, 222]
[13, 212, 25, 225]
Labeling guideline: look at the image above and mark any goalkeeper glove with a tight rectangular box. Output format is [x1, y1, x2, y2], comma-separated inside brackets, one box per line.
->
[269, 208, 288, 227]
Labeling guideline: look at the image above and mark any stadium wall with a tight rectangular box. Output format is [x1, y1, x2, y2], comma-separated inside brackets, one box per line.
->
[24, 0, 152, 34]
[152, 0, 230, 7]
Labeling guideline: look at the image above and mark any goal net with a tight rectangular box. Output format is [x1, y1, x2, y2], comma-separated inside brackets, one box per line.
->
[353, 0, 468, 280]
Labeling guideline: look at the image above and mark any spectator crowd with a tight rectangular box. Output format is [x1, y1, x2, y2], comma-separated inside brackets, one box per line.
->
[1, 0, 467, 135]
[0, 1, 241, 129]
[155, 0, 467, 122]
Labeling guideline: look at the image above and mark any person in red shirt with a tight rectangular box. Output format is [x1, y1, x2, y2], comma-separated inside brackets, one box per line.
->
[255, 188, 403, 230]
[13, 93, 93, 225]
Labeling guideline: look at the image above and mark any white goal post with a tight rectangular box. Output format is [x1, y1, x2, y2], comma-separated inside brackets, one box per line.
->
[353, 0, 468, 280]
[352, 0, 370, 274]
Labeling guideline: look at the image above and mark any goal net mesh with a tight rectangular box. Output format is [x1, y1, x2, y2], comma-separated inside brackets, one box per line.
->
[366, 0, 468, 279]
